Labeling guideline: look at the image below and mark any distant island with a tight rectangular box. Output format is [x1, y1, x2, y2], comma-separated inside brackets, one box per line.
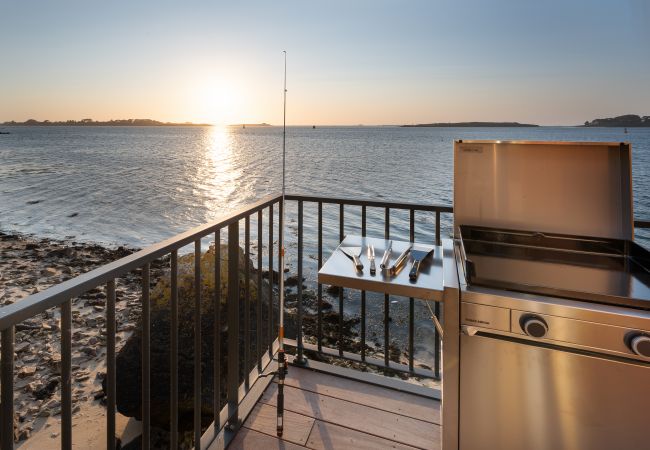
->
[582, 114, 650, 127]
[239, 123, 272, 128]
[402, 122, 538, 127]
[2, 118, 210, 126]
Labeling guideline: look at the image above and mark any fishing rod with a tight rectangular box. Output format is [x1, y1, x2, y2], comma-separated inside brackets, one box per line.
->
[276, 49, 288, 438]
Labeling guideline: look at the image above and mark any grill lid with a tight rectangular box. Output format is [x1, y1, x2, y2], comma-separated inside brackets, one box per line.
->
[453, 140, 634, 240]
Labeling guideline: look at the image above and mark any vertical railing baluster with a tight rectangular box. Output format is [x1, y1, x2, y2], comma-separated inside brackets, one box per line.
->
[434, 210, 441, 378]
[213, 232, 221, 428]
[194, 241, 202, 449]
[1, 326, 14, 450]
[384, 207, 390, 367]
[142, 263, 151, 449]
[106, 280, 116, 450]
[61, 300, 72, 450]
[409, 209, 415, 373]
[268, 204, 274, 356]
[296, 200, 305, 363]
[171, 250, 179, 448]
[256, 212, 263, 370]
[227, 221, 240, 428]
[317, 201, 323, 354]
[244, 216, 251, 389]
[338, 203, 344, 357]
[361, 205, 367, 362]
[435, 301, 441, 378]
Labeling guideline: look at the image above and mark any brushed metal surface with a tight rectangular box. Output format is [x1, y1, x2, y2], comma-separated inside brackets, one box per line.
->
[318, 235, 444, 301]
[510, 310, 650, 360]
[459, 334, 650, 450]
[461, 302, 510, 332]
[453, 140, 633, 240]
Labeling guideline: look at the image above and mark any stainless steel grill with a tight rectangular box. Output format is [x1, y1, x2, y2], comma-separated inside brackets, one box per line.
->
[449, 140, 650, 450]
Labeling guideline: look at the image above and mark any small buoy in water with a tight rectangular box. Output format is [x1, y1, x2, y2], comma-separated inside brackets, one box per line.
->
[624, 127, 628, 134]
[312, 125, 316, 129]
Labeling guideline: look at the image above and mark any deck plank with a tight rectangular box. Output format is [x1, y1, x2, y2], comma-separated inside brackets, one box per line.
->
[280, 366, 440, 423]
[306, 420, 424, 450]
[243, 403, 315, 446]
[226, 427, 309, 450]
[260, 383, 440, 449]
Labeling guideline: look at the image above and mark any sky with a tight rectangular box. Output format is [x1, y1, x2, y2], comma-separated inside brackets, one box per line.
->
[1, 0, 649, 126]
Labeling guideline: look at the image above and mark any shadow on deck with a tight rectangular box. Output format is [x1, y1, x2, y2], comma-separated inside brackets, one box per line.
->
[219, 363, 441, 450]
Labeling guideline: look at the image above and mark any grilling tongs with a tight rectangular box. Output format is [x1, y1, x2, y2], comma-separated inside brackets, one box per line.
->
[340, 246, 364, 273]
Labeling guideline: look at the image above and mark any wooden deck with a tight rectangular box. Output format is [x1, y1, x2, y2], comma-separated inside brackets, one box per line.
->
[222, 365, 441, 450]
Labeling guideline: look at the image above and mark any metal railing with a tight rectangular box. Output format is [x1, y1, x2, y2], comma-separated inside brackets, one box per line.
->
[0, 193, 283, 449]
[0, 191, 648, 449]
[283, 194, 453, 379]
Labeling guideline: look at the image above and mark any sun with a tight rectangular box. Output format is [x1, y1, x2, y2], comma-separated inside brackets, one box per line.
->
[193, 80, 242, 125]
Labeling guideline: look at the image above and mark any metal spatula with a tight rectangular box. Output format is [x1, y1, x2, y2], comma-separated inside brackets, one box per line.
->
[340, 246, 363, 272]
[409, 247, 434, 281]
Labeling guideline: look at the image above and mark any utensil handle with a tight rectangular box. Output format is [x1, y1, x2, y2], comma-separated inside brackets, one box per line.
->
[409, 259, 421, 281]
[352, 255, 364, 272]
[370, 259, 376, 275]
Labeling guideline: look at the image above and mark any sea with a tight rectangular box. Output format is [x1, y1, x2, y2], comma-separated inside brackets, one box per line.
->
[2, 125, 649, 365]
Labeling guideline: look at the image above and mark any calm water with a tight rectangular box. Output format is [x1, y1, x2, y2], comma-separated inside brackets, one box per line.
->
[2, 125, 649, 364]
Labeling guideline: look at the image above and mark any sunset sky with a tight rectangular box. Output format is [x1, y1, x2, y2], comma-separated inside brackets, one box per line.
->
[1, 0, 649, 126]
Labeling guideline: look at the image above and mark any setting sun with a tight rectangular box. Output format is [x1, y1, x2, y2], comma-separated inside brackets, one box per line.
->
[193, 80, 243, 125]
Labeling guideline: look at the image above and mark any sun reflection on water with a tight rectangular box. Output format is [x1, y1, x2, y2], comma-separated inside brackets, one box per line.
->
[201, 125, 242, 219]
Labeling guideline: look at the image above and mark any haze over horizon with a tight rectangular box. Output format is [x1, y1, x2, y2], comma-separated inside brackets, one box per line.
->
[1, 0, 649, 126]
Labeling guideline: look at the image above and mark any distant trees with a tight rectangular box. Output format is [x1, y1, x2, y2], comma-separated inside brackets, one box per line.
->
[583, 114, 650, 127]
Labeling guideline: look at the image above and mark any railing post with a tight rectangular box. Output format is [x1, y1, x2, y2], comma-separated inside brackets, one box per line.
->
[106, 280, 116, 450]
[244, 216, 251, 387]
[317, 202, 323, 354]
[61, 300, 72, 450]
[213, 231, 221, 428]
[384, 207, 390, 368]
[142, 263, 151, 449]
[1, 326, 15, 450]
[170, 250, 179, 448]
[268, 204, 274, 355]
[409, 209, 415, 374]
[338, 203, 345, 357]
[193, 241, 202, 449]
[256, 212, 263, 371]
[227, 221, 240, 429]
[361, 205, 367, 362]
[295, 200, 307, 365]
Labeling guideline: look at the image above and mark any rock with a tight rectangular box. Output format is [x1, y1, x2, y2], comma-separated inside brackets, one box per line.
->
[41, 267, 58, 276]
[33, 379, 59, 400]
[17, 425, 31, 441]
[111, 244, 270, 431]
[326, 285, 342, 295]
[18, 366, 37, 378]
[285, 275, 305, 287]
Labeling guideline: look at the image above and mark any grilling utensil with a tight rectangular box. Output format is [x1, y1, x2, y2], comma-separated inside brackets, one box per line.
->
[340, 246, 364, 272]
[409, 247, 434, 281]
[380, 240, 392, 270]
[368, 245, 376, 275]
[389, 245, 412, 276]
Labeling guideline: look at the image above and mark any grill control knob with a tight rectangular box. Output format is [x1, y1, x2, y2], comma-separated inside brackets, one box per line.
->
[521, 315, 548, 338]
[629, 334, 650, 358]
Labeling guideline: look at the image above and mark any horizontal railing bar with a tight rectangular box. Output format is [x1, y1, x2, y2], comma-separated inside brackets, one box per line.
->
[284, 338, 435, 379]
[285, 193, 453, 213]
[0, 193, 282, 330]
[635, 220, 650, 228]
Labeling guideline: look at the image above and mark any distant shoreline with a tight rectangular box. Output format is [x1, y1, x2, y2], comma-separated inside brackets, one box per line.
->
[2, 119, 211, 127]
[402, 122, 539, 128]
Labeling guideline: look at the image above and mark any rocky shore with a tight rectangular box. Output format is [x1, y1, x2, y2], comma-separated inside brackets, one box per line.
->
[0, 231, 162, 447]
[0, 230, 428, 448]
